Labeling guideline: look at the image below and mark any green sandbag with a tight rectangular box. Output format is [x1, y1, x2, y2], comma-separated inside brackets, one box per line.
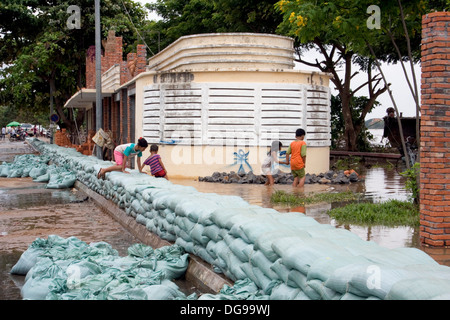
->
[198, 278, 267, 300]
[142, 281, 187, 300]
[33, 173, 50, 182]
[21, 258, 67, 300]
[10, 247, 44, 275]
[386, 278, 450, 300]
[269, 282, 301, 300]
[153, 253, 189, 280]
[127, 243, 154, 258]
[29, 166, 48, 179]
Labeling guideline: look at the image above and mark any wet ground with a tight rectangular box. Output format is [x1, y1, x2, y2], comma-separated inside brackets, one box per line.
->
[0, 178, 144, 299]
[0, 140, 200, 300]
[1, 139, 449, 300]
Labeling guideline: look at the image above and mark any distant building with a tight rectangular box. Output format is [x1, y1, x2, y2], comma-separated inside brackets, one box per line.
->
[65, 32, 332, 178]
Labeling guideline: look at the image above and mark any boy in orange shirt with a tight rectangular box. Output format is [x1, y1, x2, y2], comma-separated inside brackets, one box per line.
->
[284, 128, 307, 188]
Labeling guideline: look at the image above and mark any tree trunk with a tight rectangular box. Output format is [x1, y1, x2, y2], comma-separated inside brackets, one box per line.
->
[335, 53, 357, 151]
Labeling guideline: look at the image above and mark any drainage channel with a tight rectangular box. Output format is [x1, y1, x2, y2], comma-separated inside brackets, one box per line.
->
[0, 178, 219, 299]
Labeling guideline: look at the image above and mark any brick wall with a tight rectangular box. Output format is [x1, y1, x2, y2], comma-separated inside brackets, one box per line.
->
[83, 30, 147, 160]
[85, 31, 147, 89]
[420, 12, 450, 246]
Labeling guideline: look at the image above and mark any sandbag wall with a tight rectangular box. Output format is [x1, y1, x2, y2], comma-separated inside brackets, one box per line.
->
[0, 153, 77, 188]
[29, 139, 450, 300]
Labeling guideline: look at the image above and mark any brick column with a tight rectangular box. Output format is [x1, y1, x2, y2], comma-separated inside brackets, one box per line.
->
[420, 12, 450, 246]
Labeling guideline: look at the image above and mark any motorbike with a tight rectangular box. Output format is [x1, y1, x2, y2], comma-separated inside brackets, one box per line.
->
[9, 131, 26, 141]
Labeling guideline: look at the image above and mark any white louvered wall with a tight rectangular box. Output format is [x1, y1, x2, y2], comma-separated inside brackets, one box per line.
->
[143, 82, 330, 147]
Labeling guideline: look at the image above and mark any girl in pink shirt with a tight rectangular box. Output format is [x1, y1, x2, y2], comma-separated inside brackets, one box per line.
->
[97, 138, 148, 179]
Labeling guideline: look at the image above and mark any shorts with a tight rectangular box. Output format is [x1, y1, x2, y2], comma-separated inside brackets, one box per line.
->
[114, 150, 124, 165]
[291, 168, 305, 178]
[154, 169, 166, 178]
[261, 166, 273, 175]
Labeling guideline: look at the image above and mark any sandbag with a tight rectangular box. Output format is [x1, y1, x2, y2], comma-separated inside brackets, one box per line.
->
[386, 278, 450, 300]
[15, 236, 191, 300]
[142, 282, 187, 300]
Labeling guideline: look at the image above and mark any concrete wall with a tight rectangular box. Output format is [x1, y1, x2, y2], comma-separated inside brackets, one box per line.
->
[147, 33, 295, 72]
[134, 70, 330, 177]
[132, 33, 332, 178]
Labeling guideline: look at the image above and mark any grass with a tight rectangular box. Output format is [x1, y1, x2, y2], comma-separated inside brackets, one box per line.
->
[328, 200, 420, 227]
[270, 190, 419, 227]
[271, 190, 362, 206]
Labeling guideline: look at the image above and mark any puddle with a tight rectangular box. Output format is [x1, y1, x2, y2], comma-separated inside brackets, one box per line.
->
[362, 167, 411, 202]
[0, 251, 24, 300]
[0, 187, 87, 210]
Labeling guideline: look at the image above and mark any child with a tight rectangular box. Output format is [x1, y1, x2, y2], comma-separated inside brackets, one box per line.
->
[285, 128, 307, 188]
[144, 144, 168, 180]
[261, 141, 283, 186]
[97, 137, 148, 179]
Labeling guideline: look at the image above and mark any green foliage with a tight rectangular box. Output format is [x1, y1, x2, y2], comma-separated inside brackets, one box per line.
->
[0, 105, 18, 128]
[332, 156, 362, 171]
[276, 0, 376, 50]
[275, 0, 447, 60]
[328, 199, 420, 227]
[274, 0, 447, 151]
[0, 0, 147, 131]
[400, 162, 420, 202]
[144, 0, 282, 55]
[271, 190, 361, 206]
[271, 189, 419, 227]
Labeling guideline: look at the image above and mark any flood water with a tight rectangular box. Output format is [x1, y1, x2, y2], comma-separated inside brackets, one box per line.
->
[1, 139, 448, 301]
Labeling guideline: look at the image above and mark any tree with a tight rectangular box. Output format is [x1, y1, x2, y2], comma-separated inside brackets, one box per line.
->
[0, 0, 147, 142]
[275, 0, 389, 151]
[275, 0, 448, 151]
[143, 0, 283, 55]
[331, 94, 380, 151]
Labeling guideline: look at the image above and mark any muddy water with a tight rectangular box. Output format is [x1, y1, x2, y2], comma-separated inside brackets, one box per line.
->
[0, 178, 199, 300]
[0, 179, 140, 299]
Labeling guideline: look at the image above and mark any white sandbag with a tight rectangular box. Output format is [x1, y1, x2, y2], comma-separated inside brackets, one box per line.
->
[250, 250, 279, 280]
[225, 235, 254, 263]
[254, 229, 306, 262]
[287, 269, 320, 300]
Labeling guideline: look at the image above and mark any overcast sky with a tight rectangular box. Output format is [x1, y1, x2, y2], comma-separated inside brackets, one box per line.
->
[296, 50, 421, 120]
[137, 0, 420, 120]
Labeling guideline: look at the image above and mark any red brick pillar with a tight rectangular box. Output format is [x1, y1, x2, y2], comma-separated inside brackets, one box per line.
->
[420, 12, 450, 246]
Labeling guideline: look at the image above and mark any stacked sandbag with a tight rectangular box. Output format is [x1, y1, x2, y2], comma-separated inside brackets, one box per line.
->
[0, 154, 50, 179]
[28, 138, 450, 300]
[12, 235, 191, 300]
[0, 152, 76, 188]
